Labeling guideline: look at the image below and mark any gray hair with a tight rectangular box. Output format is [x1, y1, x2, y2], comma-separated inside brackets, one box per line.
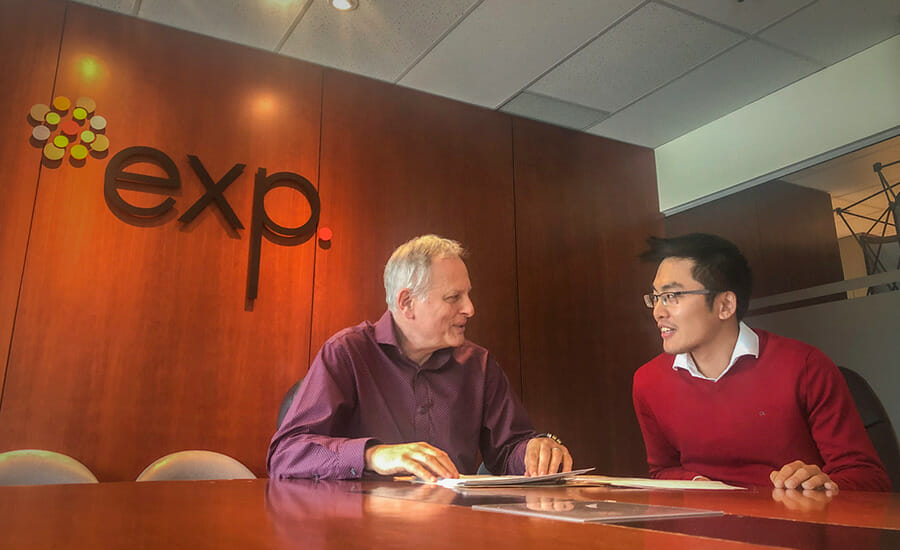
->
[384, 235, 466, 312]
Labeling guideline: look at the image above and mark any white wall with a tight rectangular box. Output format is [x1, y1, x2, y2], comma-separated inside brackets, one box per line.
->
[655, 35, 900, 214]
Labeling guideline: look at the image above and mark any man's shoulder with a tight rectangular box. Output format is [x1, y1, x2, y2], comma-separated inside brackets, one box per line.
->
[452, 339, 491, 365]
[323, 319, 377, 351]
[756, 329, 823, 362]
[634, 353, 676, 385]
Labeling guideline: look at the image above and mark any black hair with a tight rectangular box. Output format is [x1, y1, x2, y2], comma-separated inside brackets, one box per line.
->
[639, 233, 752, 320]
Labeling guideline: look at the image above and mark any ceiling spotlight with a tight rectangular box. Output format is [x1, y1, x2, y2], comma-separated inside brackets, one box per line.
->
[331, 0, 358, 11]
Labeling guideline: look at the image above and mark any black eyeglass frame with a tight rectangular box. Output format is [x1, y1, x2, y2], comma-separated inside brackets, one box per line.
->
[643, 289, 712, 308]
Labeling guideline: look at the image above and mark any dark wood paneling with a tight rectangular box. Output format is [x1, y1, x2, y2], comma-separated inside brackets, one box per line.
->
[666, 180, 842, 299]
[311, 69, 521, 392]
[0, 2, 323, 479]
[513, 118, 663, 475]
[0, 0, 66, 402]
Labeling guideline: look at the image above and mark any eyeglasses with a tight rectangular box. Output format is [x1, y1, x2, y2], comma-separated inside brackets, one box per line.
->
[643, 290, 711, 308]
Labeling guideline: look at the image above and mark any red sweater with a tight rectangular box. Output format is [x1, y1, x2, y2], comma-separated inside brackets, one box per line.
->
[633, 330, 890, 491]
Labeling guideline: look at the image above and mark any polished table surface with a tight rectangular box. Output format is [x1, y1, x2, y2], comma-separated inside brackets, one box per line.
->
[1, 478, 899, 549]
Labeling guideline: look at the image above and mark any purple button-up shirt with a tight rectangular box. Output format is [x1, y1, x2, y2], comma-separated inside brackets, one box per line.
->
[267, 311, 535, 479]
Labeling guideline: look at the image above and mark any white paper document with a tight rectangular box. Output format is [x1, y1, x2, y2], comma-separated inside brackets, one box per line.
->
[568, 475, 744, 490]
[432, 467, 595, 488]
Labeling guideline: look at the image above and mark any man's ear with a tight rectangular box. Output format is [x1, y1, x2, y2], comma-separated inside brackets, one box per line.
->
[396, 289, 415, 319]
[717, 291, 738, 321]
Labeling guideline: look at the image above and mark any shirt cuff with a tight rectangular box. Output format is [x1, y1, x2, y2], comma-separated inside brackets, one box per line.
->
[340, 438, 376, 479]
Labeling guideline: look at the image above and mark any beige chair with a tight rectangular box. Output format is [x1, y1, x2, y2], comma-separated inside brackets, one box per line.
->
[136, 450, 255, 481]
[0, 449, 99, 486]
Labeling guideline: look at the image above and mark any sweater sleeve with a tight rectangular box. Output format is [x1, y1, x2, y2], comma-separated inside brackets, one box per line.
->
[633, 370, 703, 480]
[802, 349, 891, 491]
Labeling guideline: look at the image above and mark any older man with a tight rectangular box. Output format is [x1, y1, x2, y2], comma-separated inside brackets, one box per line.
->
[268, 235, 572, 481]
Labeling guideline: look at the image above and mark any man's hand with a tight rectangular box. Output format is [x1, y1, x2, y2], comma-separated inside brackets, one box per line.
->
[770, 460, 838, 491]
[364, 442, 459, 482]
[524, 436, 573, 476]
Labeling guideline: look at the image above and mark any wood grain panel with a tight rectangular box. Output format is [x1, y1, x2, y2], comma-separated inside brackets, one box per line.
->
[666, 180, 842, 299]
[311, 69, 521, 392]
[513, 118, 663, 475]
[0, 3, 323, 480]
[0, 0, 66, 404]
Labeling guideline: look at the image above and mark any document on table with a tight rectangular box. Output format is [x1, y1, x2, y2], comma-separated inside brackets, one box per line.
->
[473, 499, 724, 523]
[421, 467, 595, 488]
[567, 475, 744, 490]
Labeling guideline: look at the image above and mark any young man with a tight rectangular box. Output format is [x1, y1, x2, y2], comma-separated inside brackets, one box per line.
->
[633, 233, 889, 491]
[268, 235, 572, 481]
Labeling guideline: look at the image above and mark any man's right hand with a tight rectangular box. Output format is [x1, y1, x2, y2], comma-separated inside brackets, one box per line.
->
[364, 442, 459, 482]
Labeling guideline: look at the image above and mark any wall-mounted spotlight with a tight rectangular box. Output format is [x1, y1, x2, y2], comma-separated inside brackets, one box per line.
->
[331, 0, 358, 11]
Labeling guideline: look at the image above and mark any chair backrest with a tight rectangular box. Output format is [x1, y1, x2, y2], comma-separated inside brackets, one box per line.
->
[276, 379, 304, 428]
[839, 367, 900, 491]
[0, 449, 99, 486]
[136, 450, 256, 481]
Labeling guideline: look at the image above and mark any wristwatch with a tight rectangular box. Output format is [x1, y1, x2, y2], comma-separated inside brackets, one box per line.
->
[535, 432, 564, 446]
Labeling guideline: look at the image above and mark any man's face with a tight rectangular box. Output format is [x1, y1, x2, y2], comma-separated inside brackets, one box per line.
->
[408, 256, 475, 352]
[651, 257, 720, 356]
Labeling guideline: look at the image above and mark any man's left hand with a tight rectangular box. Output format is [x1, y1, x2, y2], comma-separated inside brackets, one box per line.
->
[524, 436, 572, 476]
[770, 460, 838, 491]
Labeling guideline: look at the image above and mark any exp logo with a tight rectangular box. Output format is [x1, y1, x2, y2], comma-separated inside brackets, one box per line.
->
[28, 96, 109, 163]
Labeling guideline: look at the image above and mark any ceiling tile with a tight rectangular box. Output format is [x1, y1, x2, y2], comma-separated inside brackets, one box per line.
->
[587, 38, 819, 147]
[279, 0, 477, 82]
[528, 2, 743, 113]
[137, 0, 307, 51]
[398, 0, 642, 108]
[759, 0, 900, 64]
[71, 0, 138, 14]
[665, 0, 814, 34]
[500, 92, 609, 130]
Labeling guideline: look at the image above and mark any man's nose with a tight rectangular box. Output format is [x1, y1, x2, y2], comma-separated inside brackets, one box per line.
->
[461, 294, 475, 317]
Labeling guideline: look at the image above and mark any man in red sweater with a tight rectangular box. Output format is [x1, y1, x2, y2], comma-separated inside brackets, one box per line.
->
[633, 233, 890, 491]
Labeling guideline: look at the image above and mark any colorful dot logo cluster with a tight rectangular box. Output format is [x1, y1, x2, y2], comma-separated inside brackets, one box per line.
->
[28, 96, 109, 162]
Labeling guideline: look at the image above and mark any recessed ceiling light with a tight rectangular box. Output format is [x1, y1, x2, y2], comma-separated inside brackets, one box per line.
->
[331, 0, 358, 11]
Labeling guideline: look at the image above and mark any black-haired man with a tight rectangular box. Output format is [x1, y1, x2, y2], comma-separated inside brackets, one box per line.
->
[633, 233, 889, 491]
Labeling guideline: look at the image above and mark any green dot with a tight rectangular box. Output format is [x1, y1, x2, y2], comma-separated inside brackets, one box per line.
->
[45, 112, 61, 125]
[80, 130, 95, 143]
[53, 135, 69, 148]
[71, 144, 89, 160]
[73, 107, 88, 120]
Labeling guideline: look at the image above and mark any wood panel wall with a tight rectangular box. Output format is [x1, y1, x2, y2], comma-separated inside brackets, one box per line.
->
[0, 0, 662, 480]
[514, 119, 663, 475]
[665, 180, 843, 299]
[0, 0, 66, 398]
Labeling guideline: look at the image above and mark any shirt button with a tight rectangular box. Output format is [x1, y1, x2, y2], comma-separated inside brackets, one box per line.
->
[350, 468, 358, 476]
[418, 406, 427, 414]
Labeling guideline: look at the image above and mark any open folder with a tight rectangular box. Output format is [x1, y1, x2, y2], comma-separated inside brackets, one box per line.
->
[425, 467, 595, 488]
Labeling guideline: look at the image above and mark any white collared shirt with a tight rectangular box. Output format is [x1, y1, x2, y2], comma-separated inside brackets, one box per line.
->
[672, 322, 759, 382]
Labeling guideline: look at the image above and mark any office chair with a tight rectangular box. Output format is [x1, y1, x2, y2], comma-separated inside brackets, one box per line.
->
[0, 449, 99, 486]
[276, 379, 304, 428]
[839, 367, 900, 491]
[136, 450, 255, 481]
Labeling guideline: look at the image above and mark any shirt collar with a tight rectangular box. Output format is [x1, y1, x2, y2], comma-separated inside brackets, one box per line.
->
[373, 310, 454, 370]
[672, 322, 759, 382]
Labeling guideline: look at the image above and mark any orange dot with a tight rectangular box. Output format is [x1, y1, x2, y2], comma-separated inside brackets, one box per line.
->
[71, 144, 89, 160]
[52, 96, 71, 111]
[60, 119, 80, 135]
[318, 227, 333, 241]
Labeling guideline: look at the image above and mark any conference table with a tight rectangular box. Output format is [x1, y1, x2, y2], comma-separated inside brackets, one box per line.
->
[2, 477, 899, 549]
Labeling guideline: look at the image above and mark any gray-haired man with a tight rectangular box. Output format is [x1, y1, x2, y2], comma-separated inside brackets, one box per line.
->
[268, 235, 572, 480]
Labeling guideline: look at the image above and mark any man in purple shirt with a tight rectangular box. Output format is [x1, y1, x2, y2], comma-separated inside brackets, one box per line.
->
[268, 235, 573, 481]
